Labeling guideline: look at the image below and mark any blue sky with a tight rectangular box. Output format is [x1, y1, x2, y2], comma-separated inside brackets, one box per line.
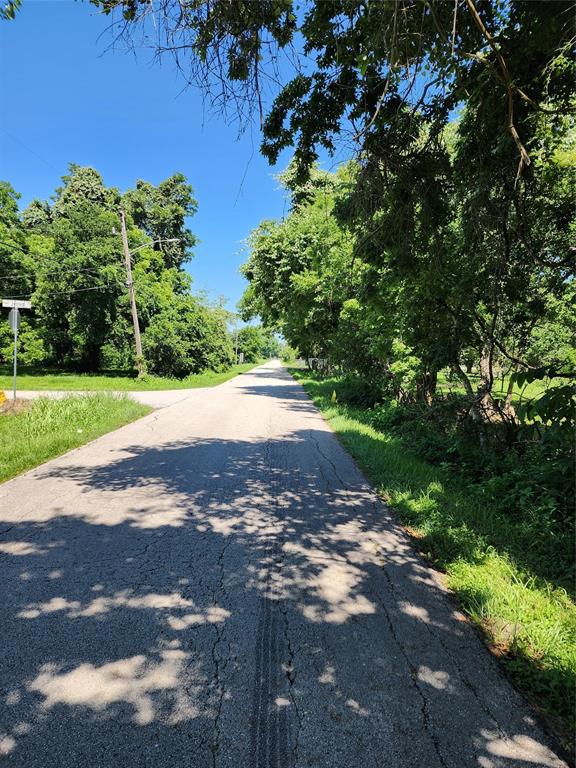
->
[0, 1, 307, 312]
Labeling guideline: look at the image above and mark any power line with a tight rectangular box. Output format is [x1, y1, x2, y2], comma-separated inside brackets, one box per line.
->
[0, 128, 60, 173]
[2, 283, 124, 301]
[0, 265, 119, 282]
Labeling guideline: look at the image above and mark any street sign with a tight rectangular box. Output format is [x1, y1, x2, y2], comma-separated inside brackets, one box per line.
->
[4, 300, 30, 400]
[2, 299, 32, 309]
[8, 309, 20, 332]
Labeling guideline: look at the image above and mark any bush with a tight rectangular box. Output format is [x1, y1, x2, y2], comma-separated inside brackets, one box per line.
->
[237, 325, 280, 363]
[331, 373, 385, 408]
[280, 343, 298, 362]
[0, 320, 46, 366]
[142, 316, 191, 378]
[99, 341, 134, 371]
[142, 298, 234, 378]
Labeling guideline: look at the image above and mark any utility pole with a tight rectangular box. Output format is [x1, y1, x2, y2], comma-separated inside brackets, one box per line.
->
[119, 208, 145, 378]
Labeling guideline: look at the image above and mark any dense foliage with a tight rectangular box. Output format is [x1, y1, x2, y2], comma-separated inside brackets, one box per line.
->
[240, 157, 575, 526]
[0, 166, 234, 378]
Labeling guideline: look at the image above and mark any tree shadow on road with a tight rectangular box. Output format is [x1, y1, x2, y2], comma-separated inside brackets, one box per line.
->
[0, 415, 568, 766]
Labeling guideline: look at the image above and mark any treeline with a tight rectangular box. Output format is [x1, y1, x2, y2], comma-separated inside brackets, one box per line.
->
[0, 166, 275, 378]
[241, 150, 574, 414]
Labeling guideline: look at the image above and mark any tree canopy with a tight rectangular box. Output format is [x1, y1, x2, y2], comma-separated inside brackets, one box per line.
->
[0, 165, 234, 377]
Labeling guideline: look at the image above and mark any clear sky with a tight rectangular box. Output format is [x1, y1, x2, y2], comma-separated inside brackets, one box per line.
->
[0, 1, 303, 312]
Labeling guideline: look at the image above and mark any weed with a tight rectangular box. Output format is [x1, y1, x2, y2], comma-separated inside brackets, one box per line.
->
[0, 395, 150, 482]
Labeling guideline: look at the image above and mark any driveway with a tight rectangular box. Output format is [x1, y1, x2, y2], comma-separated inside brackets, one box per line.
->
[13, 387, 208, 408]
[0, 361, 567, 767]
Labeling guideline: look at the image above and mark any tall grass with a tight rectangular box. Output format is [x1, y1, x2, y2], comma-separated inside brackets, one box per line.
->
[0, 395, 150, 483]
[291, 368, 575, 741]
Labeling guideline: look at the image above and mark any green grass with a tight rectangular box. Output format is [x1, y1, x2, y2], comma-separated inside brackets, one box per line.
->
[290, 367, 576, 741]
[0, 395, 151, 483]
[436, 370, 554, 404]
[0, 362, 260, 392]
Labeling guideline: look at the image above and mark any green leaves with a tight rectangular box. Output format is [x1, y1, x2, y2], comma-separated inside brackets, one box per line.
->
[0, 0, 21, 20]
[142, 298, 234, 378]
[1, 164, 232, 379]
[516, 383, 575, 427]
[236, 324, 279, 363]
[512, 367, 575, 427]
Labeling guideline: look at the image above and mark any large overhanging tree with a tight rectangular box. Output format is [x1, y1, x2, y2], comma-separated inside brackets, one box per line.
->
[88, 1, 574, 173]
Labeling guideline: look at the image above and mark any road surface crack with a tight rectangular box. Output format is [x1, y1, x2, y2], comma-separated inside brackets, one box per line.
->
[369, 506, 511, 746]
[281, 591, 301, 766]
[307, 430, 349, 490]
[210, 534, 232, 768]
[365, 555, 450, 768]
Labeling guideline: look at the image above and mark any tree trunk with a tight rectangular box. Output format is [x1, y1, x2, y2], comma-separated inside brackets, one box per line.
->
[451, 360, 474, 397]
[451, 357, 488, 448]
[417, 369, 437, 406]
[80, 344, 100, 373]
[504, 371, 516, 415]
[476, 344, 500, 422]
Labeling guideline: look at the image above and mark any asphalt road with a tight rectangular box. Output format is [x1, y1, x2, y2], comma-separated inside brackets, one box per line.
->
[0, 361, 567, 767]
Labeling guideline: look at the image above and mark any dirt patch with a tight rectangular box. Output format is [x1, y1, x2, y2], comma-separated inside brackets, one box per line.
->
[0, 398, 31, 416]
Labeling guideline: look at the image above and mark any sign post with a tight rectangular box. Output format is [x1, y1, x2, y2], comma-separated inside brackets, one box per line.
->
[3, 299, 32, 401]
[9, 309, 20, 401]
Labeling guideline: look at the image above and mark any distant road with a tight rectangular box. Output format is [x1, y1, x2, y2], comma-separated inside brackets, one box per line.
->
[0, 361, 567, 767]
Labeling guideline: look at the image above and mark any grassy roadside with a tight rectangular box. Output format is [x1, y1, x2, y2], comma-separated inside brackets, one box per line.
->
[436, 370, 554, 404]
[0, 395, 151, 483]
[0, 362, 261, 392]
[290, 367, 575, 745]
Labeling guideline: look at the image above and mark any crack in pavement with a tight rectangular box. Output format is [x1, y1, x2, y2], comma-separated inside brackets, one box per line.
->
[280, 601, 301, 768]
[371, 564, 451, 768]
[210, 534, 232, 768]
[370, 511, 513, 747]
[307, 430, 349, 491]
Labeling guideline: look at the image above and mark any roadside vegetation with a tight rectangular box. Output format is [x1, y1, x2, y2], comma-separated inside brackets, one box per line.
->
[0, 395, 150, 483]
[435, 372, 559, 404]
[0, 362, 259, 392]
[292, 367, 575, 743]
